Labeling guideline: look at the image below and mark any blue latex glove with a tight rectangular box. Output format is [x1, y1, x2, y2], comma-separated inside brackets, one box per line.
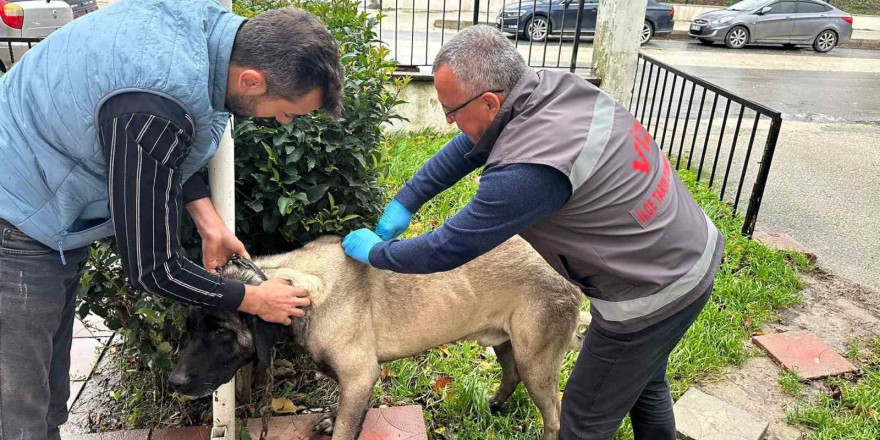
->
[342, 228, 383, 265]
[375, 199, 413, 240]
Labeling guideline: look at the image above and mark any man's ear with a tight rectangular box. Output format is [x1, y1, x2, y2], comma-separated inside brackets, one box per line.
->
[247, 315, 282, 367]
[238, 68, 267, 96]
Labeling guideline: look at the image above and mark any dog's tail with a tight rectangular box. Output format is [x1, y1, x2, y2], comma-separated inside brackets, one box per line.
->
[568, 311, 592, 351]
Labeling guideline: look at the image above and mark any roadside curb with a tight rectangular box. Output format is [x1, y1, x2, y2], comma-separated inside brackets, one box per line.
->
[659, 29, 880, 49]
[430, 20, 880, 49]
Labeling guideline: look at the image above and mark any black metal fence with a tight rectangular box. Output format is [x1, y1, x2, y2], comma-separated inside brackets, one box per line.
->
[364, 0, 594, 73]
[3, 19, 781, 238]
[629, 53, 782, 237]
[0, 37, 43, 73]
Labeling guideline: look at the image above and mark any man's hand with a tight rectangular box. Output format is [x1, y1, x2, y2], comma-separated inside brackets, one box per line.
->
[186, 197, 251, 273]
[239, 279, 310, 325]
[202, 230, 250, 273]
[375, 199, 413, 240]
[342, 228, 383, 265]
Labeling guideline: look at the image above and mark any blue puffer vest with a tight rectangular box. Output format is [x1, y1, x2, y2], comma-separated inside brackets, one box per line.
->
[0, 0, 244, 261]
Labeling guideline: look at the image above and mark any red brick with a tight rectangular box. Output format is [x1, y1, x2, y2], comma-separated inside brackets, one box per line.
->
[243, 405, 427, 439]
[149, 425, 212, 440]
[753, 330, 857, 379]
[753, 230, 817, 262]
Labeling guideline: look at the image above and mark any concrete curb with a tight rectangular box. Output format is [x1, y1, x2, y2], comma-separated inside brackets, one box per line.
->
[431, 21, 880, 50]
[658, 29, 880, 49]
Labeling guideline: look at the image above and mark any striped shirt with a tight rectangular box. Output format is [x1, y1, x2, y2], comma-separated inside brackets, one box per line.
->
[97, 92, 245, 310]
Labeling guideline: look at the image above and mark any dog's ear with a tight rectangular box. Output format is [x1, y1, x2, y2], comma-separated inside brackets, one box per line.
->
[247, 315, 283, 367]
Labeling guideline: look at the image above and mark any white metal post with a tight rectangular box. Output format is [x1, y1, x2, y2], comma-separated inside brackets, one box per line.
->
[209, 2, 236, 438]
[209, 122, 237, 440]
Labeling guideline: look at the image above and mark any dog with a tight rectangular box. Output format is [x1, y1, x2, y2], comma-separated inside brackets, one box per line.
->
[169, 235, 588, 440]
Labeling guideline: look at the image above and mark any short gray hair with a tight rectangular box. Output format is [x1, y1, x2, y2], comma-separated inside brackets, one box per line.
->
[433, 25, 527, 97]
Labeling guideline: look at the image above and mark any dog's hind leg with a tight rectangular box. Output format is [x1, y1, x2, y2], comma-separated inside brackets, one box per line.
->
[320, 356, 380, 440]
[488, 341, 521, 412]
[516, 349, 564, 440]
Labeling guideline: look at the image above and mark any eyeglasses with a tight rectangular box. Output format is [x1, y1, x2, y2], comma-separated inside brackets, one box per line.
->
[443, 89, 505, 120]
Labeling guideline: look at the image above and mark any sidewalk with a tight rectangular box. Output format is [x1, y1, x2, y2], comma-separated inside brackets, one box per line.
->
[67, 314, 116, 424]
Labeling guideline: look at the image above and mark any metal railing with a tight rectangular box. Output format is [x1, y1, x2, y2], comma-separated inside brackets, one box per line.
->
[365, 0, 593, 73]
[629, 53, 782, 237]
[0, 37, 43, 73]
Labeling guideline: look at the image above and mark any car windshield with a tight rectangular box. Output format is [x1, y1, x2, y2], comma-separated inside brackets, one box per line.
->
[727, 0, 768, 11]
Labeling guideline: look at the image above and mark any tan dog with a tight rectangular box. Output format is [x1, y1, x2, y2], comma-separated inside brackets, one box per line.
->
[169, 235, 588, 440]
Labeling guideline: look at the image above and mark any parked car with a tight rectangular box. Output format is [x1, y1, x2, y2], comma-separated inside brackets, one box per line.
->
[1, 0, 72, 38]
[497, 0, 674, 43]
[688, 0, 852, 52]
[63, 0, 97, 19]
[1, 0, 73, 72]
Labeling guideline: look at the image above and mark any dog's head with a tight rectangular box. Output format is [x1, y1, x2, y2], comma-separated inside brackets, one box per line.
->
[167, 256, 284, 398]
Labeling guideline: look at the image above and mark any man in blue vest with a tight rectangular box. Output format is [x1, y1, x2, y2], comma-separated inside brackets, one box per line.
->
[0, 1, 344, 438]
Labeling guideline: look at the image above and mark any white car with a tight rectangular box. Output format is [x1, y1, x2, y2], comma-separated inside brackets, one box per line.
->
[1, 0, 72, 72]
[1, 0, 72, 37]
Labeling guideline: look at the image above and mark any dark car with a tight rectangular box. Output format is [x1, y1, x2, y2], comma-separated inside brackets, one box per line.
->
[497, 0, 675, 43]
[63, 0, 97, 19]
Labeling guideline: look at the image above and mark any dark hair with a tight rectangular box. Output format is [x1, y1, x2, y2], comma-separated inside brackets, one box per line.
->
[230, 7, 344, 118]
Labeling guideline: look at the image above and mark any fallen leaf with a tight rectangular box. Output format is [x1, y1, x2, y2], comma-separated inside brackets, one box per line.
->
[434, 427, 446, 435]
[274, 359, 295, 370]
[271, 397, 298, 414]
[743, 316, 753, 329]
[753, 329, 765, 336]
[433, 376, 454, 391]
[381, 364, 389, 381]
[438, 346, 451, 357]
[854, 406, 880, 420]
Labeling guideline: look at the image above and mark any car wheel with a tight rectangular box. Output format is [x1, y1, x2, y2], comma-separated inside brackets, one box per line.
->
[698, 38, 714, 46]
[813, 29, 837, 53]
[725, 26, 749, 49]
[640, 21, 654, 45]
[527, 16, 549, 42]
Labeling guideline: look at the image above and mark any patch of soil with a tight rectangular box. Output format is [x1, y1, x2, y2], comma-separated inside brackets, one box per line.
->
[61, 342, 340, 436]
[697, 269, 880, 440]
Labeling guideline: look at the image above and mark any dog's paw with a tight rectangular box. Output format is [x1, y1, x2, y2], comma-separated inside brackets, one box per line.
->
[313, 413, 335, 435]
[488, 398, 506, 414]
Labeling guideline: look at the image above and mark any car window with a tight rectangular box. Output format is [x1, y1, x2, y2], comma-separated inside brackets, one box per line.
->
[797, 1, 830, 12]
[728, 0, 769, 11]
[766, 1, 797, 13]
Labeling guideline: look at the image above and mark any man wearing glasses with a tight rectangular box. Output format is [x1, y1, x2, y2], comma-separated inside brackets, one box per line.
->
[341, 25, 723, 440]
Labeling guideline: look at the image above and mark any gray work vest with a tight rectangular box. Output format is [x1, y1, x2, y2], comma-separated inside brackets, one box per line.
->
[470, 69, 725, 333]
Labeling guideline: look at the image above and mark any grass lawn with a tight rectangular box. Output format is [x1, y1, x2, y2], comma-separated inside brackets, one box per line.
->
[373, 130, 810, 439]
[786, 336, 880, 439]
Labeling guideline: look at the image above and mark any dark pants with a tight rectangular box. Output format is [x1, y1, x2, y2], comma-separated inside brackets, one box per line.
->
[0, 218, 89, 440]
[559, 286, 712, 440]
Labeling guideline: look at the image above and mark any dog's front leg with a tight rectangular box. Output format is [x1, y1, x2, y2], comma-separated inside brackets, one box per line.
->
[324, 361, 380, 440]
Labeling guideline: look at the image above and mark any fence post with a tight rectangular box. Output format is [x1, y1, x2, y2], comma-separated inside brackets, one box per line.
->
[742, 116, 781, 237]
[209, 5, 236, 440]
[569, 0, 586, 72]
[473, 0, 481, 25]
